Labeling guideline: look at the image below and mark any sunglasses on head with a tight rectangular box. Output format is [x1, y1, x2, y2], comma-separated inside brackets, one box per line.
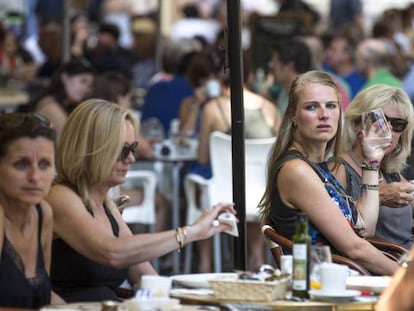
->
[118, 141, 138, 161]
[385, 116, 408, 133]
[0, 112, 51, 129]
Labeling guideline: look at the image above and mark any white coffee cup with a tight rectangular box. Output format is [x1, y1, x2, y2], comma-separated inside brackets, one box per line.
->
[319, 263, 348, 294]
[140, 275, 172, 298]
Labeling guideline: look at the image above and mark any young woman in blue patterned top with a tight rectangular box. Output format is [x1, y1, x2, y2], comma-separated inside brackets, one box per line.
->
[258, 70, 398, 275]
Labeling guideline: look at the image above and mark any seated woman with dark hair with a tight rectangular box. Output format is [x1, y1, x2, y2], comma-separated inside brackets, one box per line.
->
[0, 112, 62, 307]
[33, 58, 95, 139]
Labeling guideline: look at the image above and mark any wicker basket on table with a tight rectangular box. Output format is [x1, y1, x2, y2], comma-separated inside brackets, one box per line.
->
[209, 276, 289, 302]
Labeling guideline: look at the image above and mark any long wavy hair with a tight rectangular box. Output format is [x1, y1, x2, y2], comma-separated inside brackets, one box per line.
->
[258, 70, 342, 224]
[54, 98, 137, 212]
[343, 84, 413, 173]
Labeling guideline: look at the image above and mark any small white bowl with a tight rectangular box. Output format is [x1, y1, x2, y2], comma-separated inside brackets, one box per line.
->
[124, 298, 180, 311]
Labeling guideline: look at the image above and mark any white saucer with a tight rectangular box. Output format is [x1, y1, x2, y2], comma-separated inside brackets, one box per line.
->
[309, 289, 361, 302]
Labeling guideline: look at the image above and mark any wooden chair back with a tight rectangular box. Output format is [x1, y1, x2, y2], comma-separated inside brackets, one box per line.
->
[261, 225, 371, 275]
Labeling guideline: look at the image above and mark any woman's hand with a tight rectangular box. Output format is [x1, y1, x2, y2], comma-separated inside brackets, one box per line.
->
[188, 203, 237, 241]
[380, 181, 414, 207]
[359, 129, 389, 163]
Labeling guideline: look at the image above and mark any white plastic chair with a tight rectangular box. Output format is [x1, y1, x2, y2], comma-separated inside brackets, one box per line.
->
[120, 169, 159, 271]
[184, 131, 276, 273]
[121, 170, 158, 228]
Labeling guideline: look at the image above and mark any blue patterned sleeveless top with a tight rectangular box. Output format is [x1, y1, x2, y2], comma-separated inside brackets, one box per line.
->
[312, 162, 358, 244]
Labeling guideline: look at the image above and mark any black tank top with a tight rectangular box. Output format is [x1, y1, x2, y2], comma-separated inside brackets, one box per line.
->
[51, 203, 128, 302]
[0, 204, 51, 308]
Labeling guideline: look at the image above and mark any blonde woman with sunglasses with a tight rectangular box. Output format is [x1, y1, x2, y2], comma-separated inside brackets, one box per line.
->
[332, 84, 414, 248]
[46, 99, 236, 302]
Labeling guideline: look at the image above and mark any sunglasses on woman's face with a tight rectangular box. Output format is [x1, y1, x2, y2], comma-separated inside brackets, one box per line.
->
[0, 112, 51, 129]
[118, 141, 138, 162]
[385, 116, 408, 133]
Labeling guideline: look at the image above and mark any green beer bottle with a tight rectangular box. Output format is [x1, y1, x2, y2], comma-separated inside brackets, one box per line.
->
[292, 213, 311, 298]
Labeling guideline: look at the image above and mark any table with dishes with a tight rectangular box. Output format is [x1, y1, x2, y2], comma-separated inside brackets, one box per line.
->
[167, 272, 388, 311]
[6, 273, 389, 311]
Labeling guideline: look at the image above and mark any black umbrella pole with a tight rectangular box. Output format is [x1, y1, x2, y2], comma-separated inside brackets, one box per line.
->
[226, 0, 247, 271]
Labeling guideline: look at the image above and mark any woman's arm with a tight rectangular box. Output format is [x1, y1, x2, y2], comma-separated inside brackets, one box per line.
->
[47, 184, 235, 269]
[179, 97, 200, 137]
[331, 160, 379, 236]
[197, 102, 216, 164]
[279, 160, 398, 275]
[354, 167, 380, 237]
[332, 154, 381, 237]
[262, 100, 282, 135]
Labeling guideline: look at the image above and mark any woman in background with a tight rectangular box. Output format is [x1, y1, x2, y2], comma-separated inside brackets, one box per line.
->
[191, 53, 281, 273]
[33, 58, 95, 139]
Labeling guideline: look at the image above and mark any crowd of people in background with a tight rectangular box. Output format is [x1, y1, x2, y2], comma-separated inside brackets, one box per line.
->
[2, 0, 414, 307]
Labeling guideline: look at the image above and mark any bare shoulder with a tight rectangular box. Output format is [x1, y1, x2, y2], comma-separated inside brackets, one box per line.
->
[46, 184, 83, 212]
[278, 158, 324, 186]
[200, 98, 225, 129]
[36, 95, 59, 110]
[203, 98, 219, 115]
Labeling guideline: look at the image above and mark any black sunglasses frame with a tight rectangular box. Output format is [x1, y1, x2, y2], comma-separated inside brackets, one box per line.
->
[385, 116, 408, 133]
[118, 141, 138, 162]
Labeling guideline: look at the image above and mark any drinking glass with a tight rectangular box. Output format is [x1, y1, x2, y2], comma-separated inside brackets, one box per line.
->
[310, 245, 332, 290]
[361, 108, 392, 149]
[141, 118, 165, 145]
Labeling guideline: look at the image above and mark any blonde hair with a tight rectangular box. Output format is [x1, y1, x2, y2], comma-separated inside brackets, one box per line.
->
[55, 98, 137, 211]
[343, 84, 413, 173]
[258, 70, 342, 224]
